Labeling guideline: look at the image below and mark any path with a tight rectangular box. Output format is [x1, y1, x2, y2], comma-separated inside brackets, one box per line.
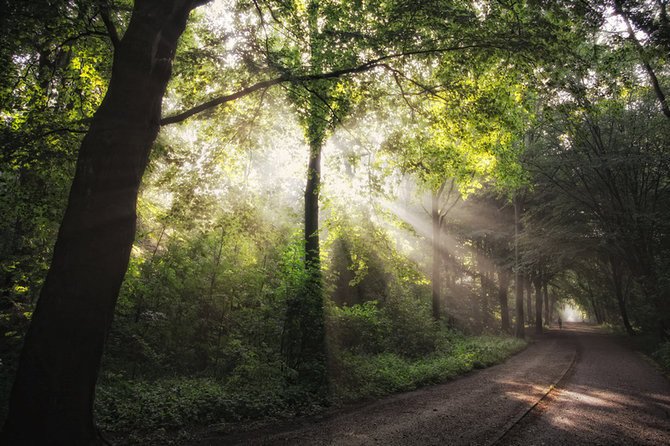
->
[200, 324, 670, 445]
[498, 323, 670, 445]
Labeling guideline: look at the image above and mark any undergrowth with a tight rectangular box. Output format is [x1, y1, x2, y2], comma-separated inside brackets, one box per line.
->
[651, 340, 670, 372]
[95, 331, 525, 444]
[330, 335, 526, 402]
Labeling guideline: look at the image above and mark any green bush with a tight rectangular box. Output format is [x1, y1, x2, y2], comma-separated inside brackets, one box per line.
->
[327, 300, 391, 355]
[652, 341, 670, 371]
[330, 335, 526, 403]
[383, 296, 439, 358]
[95, 376, 295, 433]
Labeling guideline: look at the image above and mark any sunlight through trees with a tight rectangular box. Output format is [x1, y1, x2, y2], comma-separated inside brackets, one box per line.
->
[1, 0, 669, 443]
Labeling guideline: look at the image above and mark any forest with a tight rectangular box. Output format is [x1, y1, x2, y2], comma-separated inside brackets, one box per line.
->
[0, 0, 669, 444]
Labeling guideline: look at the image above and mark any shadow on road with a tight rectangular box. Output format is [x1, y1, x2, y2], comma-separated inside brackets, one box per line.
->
[498, 322, 670, 446]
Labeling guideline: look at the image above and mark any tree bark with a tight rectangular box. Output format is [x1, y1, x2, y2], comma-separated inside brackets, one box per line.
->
[533, 274, 543, 335]
[497, 267, 511, 333]
[525, 276, 533, 326]
[304, 138, 322, 271]
[543, 282, 550, 326]
[431, 190, 441, 320]
[282, 133, 326, 392]
[610, 256, 635, 336]
[514, 197, 524, 339]
[1, 2, 198, 444]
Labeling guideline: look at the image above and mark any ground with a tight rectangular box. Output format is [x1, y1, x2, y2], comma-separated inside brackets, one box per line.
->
[198, 323, 670, 445]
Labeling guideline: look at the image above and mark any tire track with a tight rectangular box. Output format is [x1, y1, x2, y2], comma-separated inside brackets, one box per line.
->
[487, 338, 580, 446]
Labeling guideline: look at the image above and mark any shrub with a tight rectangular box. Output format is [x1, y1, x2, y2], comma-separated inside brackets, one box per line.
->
[652, 341, 670, 371]
[327, 300, 391, 355]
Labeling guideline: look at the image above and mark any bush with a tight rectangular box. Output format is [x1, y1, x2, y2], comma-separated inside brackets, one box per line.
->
[652, 341, 670, 371]
[330, 335, 526, 403]
[383, 296, 439, 358]
[327, 300, 391, 355]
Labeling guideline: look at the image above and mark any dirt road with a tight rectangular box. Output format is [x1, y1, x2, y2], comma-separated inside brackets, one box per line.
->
[202, 324, 670, 445]
[498, 323, 670, 445]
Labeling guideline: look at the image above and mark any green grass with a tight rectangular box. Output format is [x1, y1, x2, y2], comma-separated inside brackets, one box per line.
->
[330, 335, 527, 402]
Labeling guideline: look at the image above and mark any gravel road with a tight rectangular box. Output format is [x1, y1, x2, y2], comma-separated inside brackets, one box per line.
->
[498, 323, 670, 446]
[201, 324, 670, 445]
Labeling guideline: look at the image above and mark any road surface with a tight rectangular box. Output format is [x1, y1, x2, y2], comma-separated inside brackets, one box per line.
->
[200, 323, 670, 445]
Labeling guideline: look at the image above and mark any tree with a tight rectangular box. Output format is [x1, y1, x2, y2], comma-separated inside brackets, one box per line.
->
[1, 1, 208, 443]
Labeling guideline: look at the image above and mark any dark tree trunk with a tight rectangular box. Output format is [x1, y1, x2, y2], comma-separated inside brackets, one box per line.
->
[543, 282, 549, 325]
[632, 262, 670, 339]
[281, 134, 326, 392]
[533, 274, 543, 335]
[525, 276, 533, 326]
[1, 2, 198, 444]
[586, 282, 603, 324]
[610, 256, 635, 336]
[614, 0, 670, 118]
[481, 271, 492, 329]
[304, 138, 321, 272]
[589, 295, 603, 324]
[431, 191, 441, 320]
[497, 267, 511, 333]
[441, 248, 452, 316]
[300, 137, 326, 386]
[514, 198, 524, 339]
[515, 274, 524, 338]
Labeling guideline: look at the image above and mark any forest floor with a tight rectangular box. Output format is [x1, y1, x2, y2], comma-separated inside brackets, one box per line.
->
[198, 323, 670, 445]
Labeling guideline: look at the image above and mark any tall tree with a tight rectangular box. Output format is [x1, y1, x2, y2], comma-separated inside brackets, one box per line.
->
[1, 1, 208, 443]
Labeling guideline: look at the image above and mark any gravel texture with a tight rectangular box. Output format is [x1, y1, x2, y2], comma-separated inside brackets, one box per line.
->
[498, 323, 670, 446]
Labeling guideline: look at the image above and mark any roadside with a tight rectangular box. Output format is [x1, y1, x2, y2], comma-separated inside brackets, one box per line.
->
[99, 334, 525, 445]
[197, 332, 575, 445]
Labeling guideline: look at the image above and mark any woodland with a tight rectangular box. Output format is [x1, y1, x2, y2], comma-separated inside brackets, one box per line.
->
[0, 0, 669, 444]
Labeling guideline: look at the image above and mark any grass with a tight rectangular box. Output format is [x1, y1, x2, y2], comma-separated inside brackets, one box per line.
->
[330, 335, 527, 402]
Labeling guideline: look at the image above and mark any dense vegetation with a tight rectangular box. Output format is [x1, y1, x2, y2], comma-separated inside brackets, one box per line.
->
[0, 0, 668, 444]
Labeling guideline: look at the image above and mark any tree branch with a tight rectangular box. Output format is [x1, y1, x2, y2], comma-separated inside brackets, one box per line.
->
[614, 0, 670, 119]
[97, 1, 120, 48]
[160, 44, 499, 126]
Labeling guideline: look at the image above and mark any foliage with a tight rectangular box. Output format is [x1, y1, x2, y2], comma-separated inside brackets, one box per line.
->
[652, 341, 670, 372]
[1, 0, 669, 440]
[329, 335, 526, 403]
[93, 325, 525, 443]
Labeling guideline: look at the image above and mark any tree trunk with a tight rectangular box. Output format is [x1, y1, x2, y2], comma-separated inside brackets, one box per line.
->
[533, 275, 543, 335]
[589, 295, 603, 324]
[301, 136, 326, 387]
[480, 269, 492, 330]
[525, 276, 533, 326]
[281, 133, 326, 392]
[441, 248, 452, 317]
[610, 256, 635, 336]
[304, 138, 321, 272]
[514, 197, 524, 338]
[431, 191, 441, 320]
[497, 267, 511, 333]
[543, 282, 549, 325]
[614, 0, 670, 118]
[1, 2, 197, 444]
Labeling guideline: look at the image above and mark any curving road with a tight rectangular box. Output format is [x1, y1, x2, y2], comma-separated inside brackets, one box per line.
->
[201, 323, 670, 445]
[498, 323, 670, 446]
